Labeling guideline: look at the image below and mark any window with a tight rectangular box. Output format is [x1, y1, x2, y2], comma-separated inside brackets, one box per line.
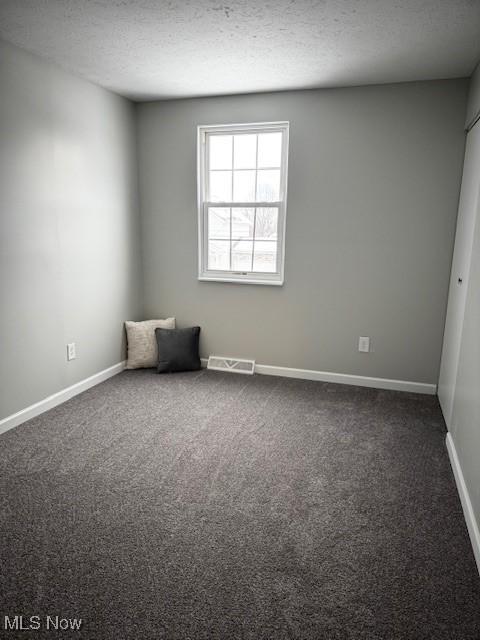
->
[197, 121, 289, 285]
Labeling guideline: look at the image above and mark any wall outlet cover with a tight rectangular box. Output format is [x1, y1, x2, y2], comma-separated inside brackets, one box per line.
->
[67, 343, 76, 361]
[358, 336, 370, 353]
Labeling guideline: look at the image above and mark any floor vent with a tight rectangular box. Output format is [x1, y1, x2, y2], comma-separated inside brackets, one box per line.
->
[207, 356, 255, 375]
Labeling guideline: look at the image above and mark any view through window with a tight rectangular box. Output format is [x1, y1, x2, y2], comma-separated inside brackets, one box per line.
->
[198, 122, 289, 285]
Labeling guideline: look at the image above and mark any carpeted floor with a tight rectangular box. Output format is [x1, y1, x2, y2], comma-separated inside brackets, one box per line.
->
[1, 369, 479, 639]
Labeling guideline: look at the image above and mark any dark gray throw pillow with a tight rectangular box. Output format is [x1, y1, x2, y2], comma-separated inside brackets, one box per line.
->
[155, 326, 201, 373]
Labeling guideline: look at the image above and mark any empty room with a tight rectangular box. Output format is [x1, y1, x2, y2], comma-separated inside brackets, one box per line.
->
[1, 1, 480, 638]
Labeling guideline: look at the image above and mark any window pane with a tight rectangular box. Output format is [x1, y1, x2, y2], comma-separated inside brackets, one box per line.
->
[253, 241, 277, 272]
[232, 240, 253, 271]
[208, 240, 230, 270]
[209, 170, 232, 202]
[256, 169, 280, 201]
[200, 123, 288, 284]
[257, 132, 282, 168]
[234, 134, 257, 169]
[209, 135, 232, 170]
[208, 208, 230, 239]
[255, 207, 278, 240]
[232, 208, 255, 239]
[233, 170, 256, 201]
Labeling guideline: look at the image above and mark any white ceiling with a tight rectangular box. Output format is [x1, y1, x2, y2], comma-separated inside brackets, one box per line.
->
[1, 1, 479, 101]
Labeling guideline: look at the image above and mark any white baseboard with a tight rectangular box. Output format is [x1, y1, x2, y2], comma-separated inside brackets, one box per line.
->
[0, 361, 126, 436]
[201, 358, 435, 394]
[446, 432, 480, 575]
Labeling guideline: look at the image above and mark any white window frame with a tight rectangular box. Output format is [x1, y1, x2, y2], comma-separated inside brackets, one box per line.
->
[197, 121, 289, 286]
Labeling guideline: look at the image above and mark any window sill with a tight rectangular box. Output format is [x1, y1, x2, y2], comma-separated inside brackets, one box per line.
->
[198, 276, 284, 286]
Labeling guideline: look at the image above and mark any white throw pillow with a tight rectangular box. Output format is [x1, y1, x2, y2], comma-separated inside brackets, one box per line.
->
[125, 318, 175, 369]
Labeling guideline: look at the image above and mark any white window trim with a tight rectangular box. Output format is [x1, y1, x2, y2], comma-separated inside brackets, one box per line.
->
[197, 121, 289, 286]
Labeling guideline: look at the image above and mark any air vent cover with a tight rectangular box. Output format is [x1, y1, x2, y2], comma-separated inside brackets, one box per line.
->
[207, 356, 255, 375]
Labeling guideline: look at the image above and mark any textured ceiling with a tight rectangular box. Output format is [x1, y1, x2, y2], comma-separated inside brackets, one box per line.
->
[0, 1, 479, 101]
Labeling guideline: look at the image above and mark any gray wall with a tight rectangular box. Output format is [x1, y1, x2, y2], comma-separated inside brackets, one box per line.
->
[137, 80, 467, 384]
[0, 39, 143, 420]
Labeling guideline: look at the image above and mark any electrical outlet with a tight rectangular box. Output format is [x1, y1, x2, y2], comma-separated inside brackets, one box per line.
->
[67, 342, 76, 361]
[358, 336, 370, 353]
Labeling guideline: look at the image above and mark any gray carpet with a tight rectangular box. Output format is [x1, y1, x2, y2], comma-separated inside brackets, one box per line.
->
[1, 369, 479, 639]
